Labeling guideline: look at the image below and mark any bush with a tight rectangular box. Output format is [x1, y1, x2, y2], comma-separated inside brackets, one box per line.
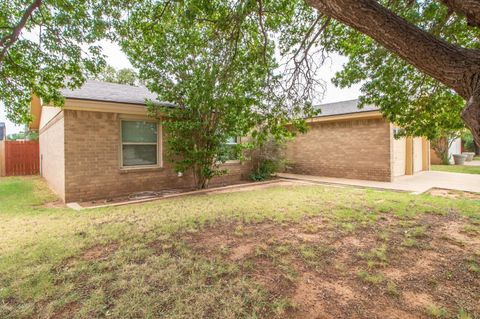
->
[250, 139, 287, 181]
[250, 160, 279, 181]
[462, 131, 475, 152]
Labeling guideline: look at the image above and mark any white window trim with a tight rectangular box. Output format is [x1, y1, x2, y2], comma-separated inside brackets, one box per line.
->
[119, 118, 163, 170]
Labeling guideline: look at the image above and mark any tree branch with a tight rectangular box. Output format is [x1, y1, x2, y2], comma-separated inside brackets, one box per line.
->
[257, 0, 268, 64]
[440, 0, 480, 27]
[0, 0, 42, 63]
[306, 0, 480, 145]
[306, 0, 480, 100]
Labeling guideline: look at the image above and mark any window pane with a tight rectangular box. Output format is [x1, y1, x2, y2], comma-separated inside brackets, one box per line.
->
[225, 136, 237, 144]
[122, 145, 157, 166]
[122, 121, 157, 143]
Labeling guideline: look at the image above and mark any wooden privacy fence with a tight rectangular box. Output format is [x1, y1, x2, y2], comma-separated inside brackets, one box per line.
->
[2, 141, 40, 176]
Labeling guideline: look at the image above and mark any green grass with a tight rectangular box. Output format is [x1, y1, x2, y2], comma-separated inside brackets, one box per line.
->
[357, 270, 385, 284]
[0, 176, 479, 318]
[431, 164, 480, 175]
[358, 244, 388, 268]
[425, 304, 449, 318]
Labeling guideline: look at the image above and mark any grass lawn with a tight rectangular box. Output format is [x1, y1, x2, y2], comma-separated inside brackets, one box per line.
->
[431, 164, 480, 175]
[1, 177, 479, 318]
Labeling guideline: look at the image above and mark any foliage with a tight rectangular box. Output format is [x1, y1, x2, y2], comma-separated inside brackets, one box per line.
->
[117, 0, 315, 189]
[7, 130, 38, 141]
[0, 0, 126, 124]
[462, 131, 476, 153]
[250, 138, 287, 181]
[3, 0, 479, 150]
[319, 0, 479, 139]
[94, 64, 140, 86]
[431, 132, 462, 165]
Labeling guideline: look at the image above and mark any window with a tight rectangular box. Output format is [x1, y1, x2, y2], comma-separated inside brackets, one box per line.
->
[121, 120, 159, 167]
[219, 136, 240, 162]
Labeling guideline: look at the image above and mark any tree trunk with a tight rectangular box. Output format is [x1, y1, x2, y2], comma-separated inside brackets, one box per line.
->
[306, 0, 480, 145]
[193, 166, 210, 189]
[440, 0, 480, 27]
[461, 91, 480, 148]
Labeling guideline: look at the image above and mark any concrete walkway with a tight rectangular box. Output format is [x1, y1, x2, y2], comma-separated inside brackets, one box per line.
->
[277, 171, 480, 194]
[464, 160, 480, 167]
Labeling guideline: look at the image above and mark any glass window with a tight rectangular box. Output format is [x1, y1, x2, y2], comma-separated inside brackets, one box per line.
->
[219, 136, 240, 161]
[121, 121, 158, 167]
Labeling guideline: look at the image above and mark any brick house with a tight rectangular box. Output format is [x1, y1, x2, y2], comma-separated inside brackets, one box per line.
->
[30, 81, 429, 202]
[285, 99, 430, 182]
[29, 80, 251, 203]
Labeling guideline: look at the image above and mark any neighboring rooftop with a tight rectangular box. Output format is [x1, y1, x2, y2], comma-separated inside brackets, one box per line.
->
[314, 99, 379, 117]
[60, 80, 171, 106]
[59, 81, 375, 116]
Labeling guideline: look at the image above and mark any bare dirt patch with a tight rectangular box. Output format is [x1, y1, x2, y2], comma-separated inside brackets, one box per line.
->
[428, 188, 480, 200]
[184, 213, 480, 318]
[41, 200, 66, 208]
[76, 179, 308, 208]
[51, 302, 81, 319]
[230, 243, 257, 261]
[437, 220, 480, 250]
[82, 243, 118, 261]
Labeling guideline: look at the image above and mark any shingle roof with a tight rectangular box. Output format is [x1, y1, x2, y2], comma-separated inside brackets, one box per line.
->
[60, 81, 376, 116]
[314, 99, 379, 117]
[60, 80, 173, 106]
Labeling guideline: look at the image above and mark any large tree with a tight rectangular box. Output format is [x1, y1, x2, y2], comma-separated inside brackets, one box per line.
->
[117, 0, 313, 189]
[0, 0, 122, 124]
[304, 0, 480, 145]
[316, 1, 475, 140]
[2, 0, 480, 147]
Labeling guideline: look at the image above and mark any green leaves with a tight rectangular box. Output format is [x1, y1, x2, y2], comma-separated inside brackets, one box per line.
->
[320, 0, 478, 139]
[0, 0, 126, 123]
[118, 0, 313, 188]
[94, 65, 140, 86]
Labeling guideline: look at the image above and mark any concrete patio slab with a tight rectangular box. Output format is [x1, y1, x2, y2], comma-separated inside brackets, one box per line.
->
[277, 171, 480, 194]
[464, 160, 480, 167]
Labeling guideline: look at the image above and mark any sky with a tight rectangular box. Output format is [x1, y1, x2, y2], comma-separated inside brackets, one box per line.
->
[0, 41, 362, 135]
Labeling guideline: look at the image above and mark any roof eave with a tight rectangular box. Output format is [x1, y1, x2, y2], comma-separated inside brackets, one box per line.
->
[307, 110, 383, 123]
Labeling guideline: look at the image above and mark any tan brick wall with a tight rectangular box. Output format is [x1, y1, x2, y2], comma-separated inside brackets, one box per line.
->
[39, 112, 66, 200]
[63, 110, 251, 202]
[285, 118, 392, 182]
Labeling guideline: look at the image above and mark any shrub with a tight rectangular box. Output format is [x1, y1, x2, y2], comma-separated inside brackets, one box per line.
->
[250, 138, 287, 181]
[462, 131, 476, 152]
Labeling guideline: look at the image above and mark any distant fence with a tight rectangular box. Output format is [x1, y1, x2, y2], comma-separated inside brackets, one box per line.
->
[2, 141, 40, 176]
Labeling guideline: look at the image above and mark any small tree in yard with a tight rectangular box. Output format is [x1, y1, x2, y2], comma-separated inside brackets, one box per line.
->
[431, 132, 462, 165]
[117, 1, 313, 189]
[250, 138, 288, 181]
